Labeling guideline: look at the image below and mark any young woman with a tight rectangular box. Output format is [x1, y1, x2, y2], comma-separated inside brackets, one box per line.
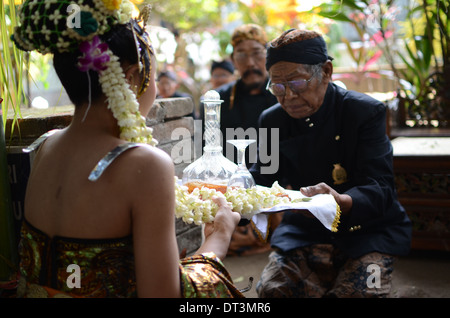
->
[13, 0, 241, 298]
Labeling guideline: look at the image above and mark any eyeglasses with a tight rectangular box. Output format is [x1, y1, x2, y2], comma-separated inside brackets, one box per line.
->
[234, 49, 266, 63]
[266, 69, 319, 97]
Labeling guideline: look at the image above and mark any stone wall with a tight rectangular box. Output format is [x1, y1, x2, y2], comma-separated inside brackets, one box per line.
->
[148, 98, 195, 178]
[5, 97, 202, 255]
[147, 97, 202, 255]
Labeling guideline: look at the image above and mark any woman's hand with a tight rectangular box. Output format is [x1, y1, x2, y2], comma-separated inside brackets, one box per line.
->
[300, 182, 352, 215]
[196, 196, 240, 260]
[203, 196, 240, 240]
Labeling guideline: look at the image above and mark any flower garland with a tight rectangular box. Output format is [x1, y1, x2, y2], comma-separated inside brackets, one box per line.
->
[98, 47, 156, 145]
[175, 178, 342, 233]
[74, 2, 156, 145]
[174, 178, 307, 225]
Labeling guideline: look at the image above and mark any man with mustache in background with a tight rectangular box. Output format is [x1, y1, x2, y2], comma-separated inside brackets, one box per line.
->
[216, 24, 277, 156]
[215, 24, 278, 256]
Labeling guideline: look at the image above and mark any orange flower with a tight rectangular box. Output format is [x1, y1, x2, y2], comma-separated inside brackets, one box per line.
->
[101, 0, 122, 10]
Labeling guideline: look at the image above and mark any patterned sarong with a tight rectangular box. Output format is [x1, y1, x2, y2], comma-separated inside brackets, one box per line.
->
[17, 251, 244, 298]
[257, 244, 394, 298]
[180, 253, 244, 298]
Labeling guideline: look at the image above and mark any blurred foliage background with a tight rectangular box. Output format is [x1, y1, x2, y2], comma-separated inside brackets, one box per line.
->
[1, 0, 449, 125]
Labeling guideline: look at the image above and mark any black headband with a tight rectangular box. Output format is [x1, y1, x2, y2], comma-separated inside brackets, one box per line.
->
[266, 29, 333, 70]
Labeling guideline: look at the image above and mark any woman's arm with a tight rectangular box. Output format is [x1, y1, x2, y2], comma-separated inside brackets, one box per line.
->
[130, 146, 181, 298]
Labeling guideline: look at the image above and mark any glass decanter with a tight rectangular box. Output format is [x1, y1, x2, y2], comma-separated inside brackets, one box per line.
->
[182, 90, 237, 191]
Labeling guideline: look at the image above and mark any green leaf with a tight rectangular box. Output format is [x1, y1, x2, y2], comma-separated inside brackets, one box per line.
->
[341, 0, 367, 11]
[399, 45, 422, 85]
[317, 10, 353, 23]
[341, 37, 357, 63]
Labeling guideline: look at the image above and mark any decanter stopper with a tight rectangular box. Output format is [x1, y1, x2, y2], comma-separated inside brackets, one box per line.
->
[203, 90, 222, 151]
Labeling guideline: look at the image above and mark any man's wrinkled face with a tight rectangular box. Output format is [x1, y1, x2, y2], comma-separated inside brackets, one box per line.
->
[268, 61, 332, 119]
[232, 40, 268, 90]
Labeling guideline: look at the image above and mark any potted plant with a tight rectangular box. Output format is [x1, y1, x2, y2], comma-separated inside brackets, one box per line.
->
[317, 0, 449, 130]
[394, 0, 449, 128]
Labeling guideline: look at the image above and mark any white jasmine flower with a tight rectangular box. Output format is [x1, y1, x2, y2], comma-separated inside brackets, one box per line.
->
[174, 178, 293, 225]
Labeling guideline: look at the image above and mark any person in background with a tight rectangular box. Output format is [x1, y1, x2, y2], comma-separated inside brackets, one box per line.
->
[157, 70, 196, 117]
[201, 24, 278, 162]
[217, 24, 277, 156]
[210, 59, 235, 89]
[250, 28, 412, 298]
[157, 70, 192, 99]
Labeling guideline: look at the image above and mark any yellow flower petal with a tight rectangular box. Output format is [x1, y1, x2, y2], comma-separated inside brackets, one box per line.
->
[102, 0, 123, 10]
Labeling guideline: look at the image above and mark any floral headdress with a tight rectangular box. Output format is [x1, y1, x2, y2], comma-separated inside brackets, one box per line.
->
[11, 0, 157, 145]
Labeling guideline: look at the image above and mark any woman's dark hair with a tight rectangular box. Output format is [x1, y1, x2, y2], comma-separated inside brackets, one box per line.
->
[53, 23, 139, 107]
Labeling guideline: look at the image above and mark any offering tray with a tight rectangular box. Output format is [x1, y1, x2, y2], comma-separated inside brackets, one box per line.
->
[175, 179, 341, 241]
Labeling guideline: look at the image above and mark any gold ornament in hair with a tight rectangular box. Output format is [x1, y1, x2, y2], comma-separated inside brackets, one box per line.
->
[138, 4, 152, 28]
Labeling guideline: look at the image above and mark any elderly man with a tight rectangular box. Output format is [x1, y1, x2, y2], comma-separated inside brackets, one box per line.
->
[250, 29, 412, 297]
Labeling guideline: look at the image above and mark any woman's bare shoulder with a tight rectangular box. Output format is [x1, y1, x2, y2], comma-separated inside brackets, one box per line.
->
[126, 144, 174, 172]
[118, 144, 175, 192]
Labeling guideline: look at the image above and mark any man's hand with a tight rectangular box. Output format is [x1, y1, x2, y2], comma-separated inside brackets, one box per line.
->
[300, 182, 352, 214]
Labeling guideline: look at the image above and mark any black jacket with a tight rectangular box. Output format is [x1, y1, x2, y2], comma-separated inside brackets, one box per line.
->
[250, 83, 412, 258]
